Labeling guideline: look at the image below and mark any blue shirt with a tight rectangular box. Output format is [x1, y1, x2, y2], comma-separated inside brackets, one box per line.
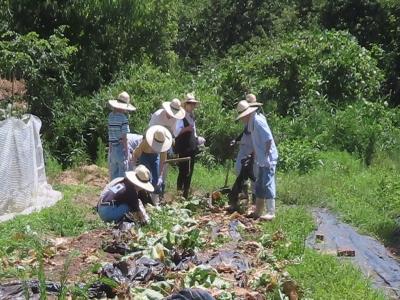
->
[235, 126, 253, 174]
[249, 113, 278, 167]
[127, 133, 143, 154]
[108, 112, 130, 143]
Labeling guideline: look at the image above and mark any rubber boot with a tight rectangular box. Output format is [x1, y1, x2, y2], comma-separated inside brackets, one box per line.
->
[260, 198, 275, 221]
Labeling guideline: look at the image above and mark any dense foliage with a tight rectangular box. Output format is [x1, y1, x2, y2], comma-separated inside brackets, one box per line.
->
[0, 0, 399, 170]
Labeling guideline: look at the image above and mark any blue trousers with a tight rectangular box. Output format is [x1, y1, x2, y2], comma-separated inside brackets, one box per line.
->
[255, 165, 276, 199]
[139, 152, 161, 193]
[109, 143, 126, 179]
[97, 203, 130, 223]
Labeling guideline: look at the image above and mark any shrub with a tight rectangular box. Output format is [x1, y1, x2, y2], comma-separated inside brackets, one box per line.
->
[6, 0, 180, 93]
[0, 29, 76, 128]
[322, 101, 400, 165]
[203, 30, 384, 115]
[278, 139, 320, 174]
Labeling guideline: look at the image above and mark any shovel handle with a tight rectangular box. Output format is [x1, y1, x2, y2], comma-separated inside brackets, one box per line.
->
[224, 160, 231, 187]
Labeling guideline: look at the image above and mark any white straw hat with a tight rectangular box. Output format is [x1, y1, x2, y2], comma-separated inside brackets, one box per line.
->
[162, 98, 185, 119]
[236, 100, 258, 120]
[183, 92, 199, 104]
[246, 93, 262, 107]
[125, 165, 154, 192]
[145, 125, 173, 153]
[108, 91, 136, 111]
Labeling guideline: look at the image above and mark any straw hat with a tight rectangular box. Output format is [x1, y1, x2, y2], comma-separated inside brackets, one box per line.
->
[108, 91, 136, 111]
[125, 165, 154, 192]
[183, 92, 199, 104]
[162, 98, 185, 119]
[246, 93, 262, 107]
[236, 100, 258, 120]
[145, 125, 173, 152]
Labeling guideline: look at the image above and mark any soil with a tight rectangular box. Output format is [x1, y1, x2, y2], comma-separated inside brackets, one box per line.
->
[54, 164, 109, 189]
[44, 229, 118, 282]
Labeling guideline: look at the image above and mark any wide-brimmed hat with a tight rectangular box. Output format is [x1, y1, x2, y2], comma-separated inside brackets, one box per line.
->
[236, 100, 258, 120]
[108, 91, 136, 111]
[145, 125, 173, 152]
[183, 93, 199, 104]
[162, 98, 185, 119]
[125, 165, 154, 192]
[246, 93, 262, 107]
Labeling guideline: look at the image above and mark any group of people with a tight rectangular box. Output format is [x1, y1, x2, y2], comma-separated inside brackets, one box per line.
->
[98, 92, 205, 224]
[97, 90, 278, 225]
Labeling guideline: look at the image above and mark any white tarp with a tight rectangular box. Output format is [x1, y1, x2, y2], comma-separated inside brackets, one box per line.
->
[0, 114, 62, 222]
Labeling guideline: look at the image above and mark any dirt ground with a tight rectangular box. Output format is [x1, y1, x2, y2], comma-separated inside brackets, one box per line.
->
[54, 164, 109, 189]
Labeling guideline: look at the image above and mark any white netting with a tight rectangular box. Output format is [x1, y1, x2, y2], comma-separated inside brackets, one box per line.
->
[0, 114, 62, 222]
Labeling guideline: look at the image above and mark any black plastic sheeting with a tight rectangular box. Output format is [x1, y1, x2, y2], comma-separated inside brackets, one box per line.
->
[307, 208, 400, 299]
[228, 220, 242, 241]
[100, 257, 165, 284]
[205, 250, 250, 272]
[165, 288, 215, 300]
[102, 221, 145, 255]
[0, 280, 115, 299]
[172, 248, 202, 271]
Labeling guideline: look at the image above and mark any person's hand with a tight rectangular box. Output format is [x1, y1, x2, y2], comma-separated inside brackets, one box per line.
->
[183, 125, 193, 133]
[156, 176, 163, 188]
[197, 136, 206, 145]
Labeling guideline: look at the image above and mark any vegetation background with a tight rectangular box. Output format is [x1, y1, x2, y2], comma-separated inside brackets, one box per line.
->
[1, 1, 400, 299]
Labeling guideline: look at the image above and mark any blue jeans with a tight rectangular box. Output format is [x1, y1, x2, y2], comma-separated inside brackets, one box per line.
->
[139, 152, 161, 193]
[255, 165, 276, 199]
[109, 143, 126, 179]
[97, 203, 130, 223]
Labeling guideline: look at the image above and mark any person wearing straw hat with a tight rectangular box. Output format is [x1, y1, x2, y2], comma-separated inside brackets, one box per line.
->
[229, 93, 264, 204]
[108, 91, 136, 180]
[97, 165, 154, 224]
[235, 100, 278, 221]
[149, 98, 185, 197]
[175, 93, 206, 199]
[131, 125, 172, 205]
[149, 98, 185, 137]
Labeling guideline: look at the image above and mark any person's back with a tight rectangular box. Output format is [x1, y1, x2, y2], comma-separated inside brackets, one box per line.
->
[108, 110, 130, 179]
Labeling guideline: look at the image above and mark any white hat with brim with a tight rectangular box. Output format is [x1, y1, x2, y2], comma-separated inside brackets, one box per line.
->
[235, 100, 258, 120]
[145, 125, 173, 153]
[162, 98, 185, 119]
[246, 93, 262, 107]
[108, 91, 136, 112]
[183, 93, 199, 104]
[125, 165, 154, 192]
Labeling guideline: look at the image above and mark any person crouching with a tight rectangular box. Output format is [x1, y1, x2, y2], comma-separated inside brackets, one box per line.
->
[97, 165, 154, 224]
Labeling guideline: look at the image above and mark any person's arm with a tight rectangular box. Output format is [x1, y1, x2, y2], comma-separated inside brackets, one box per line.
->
[132, 141, 144, 168]
[122, 134, 128, 160]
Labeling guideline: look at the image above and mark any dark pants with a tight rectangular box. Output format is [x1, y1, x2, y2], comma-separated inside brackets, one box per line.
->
[177, 154, 195, 198]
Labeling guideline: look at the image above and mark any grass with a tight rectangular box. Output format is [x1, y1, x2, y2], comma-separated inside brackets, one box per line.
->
[288, 250, 387, 300]
[278, 151, 400, 245]
[166, 162, 236, 192]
